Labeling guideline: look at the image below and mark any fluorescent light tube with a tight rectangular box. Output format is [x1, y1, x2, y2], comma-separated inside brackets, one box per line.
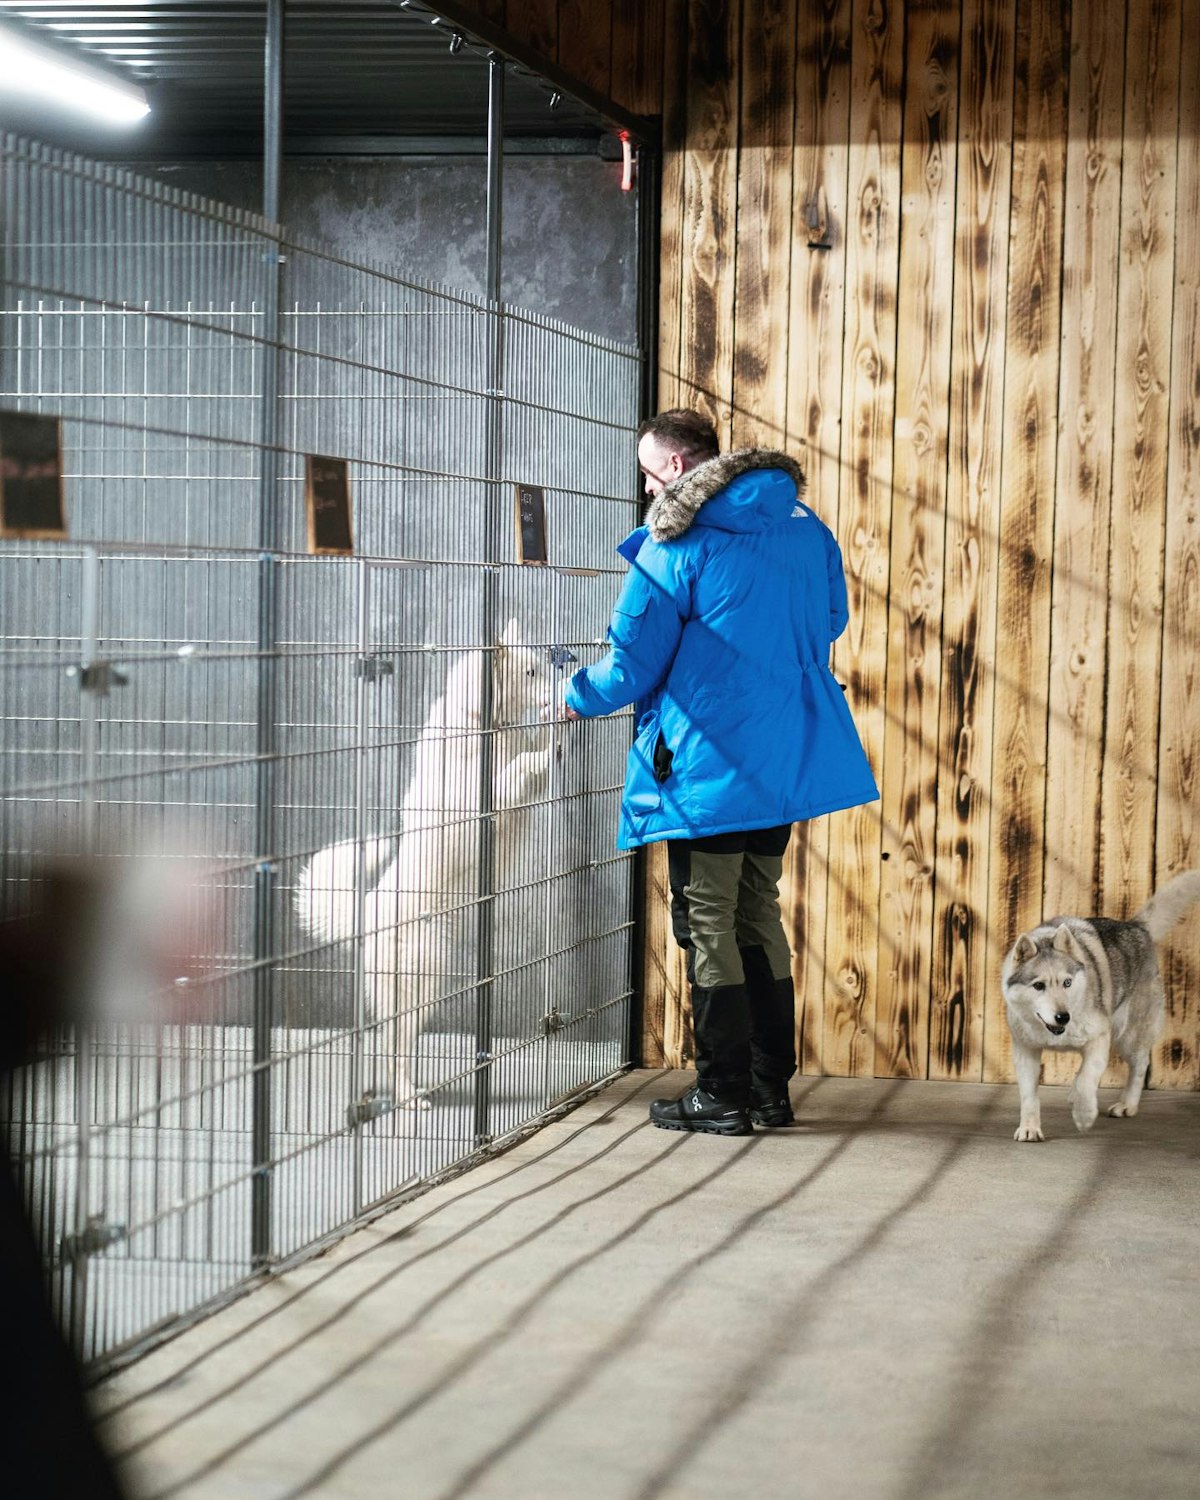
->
[0, 24, 150, 124]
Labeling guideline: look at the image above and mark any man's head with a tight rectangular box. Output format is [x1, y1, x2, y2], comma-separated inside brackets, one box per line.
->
[636, 408, 719, 498]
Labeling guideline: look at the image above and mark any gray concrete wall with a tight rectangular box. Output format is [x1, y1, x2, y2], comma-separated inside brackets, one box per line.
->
[142, 155, 639, 344]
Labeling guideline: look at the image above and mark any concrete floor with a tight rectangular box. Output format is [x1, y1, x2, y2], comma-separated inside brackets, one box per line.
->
[24, 1027, 622, 1356]
[95, 1069, 1200, 1500]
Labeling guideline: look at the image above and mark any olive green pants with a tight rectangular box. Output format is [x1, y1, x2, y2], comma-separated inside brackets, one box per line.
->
[667, 825, 793, 990]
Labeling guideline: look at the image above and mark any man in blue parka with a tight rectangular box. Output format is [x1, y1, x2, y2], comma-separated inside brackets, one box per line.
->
[563, 409, 878, 1136]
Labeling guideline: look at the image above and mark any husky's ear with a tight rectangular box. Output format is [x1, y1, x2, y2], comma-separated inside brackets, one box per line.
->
[1052, 924, 1085, 960]
[1012, 933, 1038, 963]
[497, 617, 521, 653]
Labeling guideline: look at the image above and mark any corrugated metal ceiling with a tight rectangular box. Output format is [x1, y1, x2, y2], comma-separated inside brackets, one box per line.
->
[0, 1, 623, 156]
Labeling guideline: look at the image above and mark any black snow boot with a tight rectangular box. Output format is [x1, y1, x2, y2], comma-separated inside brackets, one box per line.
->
[649, 982, 754, 1135]
[740, 943, 797, 1127]
[649, 1084, 753, 1136]
[748, 1084, 795, 1128]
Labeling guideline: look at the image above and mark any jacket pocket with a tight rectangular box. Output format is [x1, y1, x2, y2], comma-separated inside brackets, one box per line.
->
[652, 734, 674, 783]
[625, 709, 664, 820]
[608, 592, 652, 648]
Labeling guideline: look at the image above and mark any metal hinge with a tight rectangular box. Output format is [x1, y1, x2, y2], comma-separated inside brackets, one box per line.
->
[346, 1089, 392, 1129]
[60, 1214, 127, 1262]
[354, 654, 395, 683]
[66, 661, 129, 696]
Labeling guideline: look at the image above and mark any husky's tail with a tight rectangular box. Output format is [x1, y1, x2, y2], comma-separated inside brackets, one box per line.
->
[294, 836, 397, 943]
[1135, 869, 1200, 943]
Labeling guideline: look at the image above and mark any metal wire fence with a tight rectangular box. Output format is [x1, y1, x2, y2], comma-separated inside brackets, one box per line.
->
[0, 133, 640, 1368]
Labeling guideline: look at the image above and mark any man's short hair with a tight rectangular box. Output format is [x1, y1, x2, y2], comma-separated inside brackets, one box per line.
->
[637, 408, 720, 464]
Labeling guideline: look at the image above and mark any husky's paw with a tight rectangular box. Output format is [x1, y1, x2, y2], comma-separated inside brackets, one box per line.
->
[1071, 1097, 1099, 1133]
[1107, 1101, 1137, 1118]
[1014, 1121, 1045, 1142]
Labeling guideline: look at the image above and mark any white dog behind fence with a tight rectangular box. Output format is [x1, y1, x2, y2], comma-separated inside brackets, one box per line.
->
[295, 621, 555, 1108]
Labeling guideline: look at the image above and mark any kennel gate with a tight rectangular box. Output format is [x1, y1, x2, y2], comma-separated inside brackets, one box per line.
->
[0, 133, 641, 1366]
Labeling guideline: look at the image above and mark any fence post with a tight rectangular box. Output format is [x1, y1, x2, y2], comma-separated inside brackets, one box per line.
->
[251, 0, 285, 1272]
[63, 545, 102, 1354]
[472, 53, 505, 1148]
[628, 141, 661, 1069]
[350, 559, 371, 1202]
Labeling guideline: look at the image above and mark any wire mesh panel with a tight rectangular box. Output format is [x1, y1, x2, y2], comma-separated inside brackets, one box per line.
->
[0, 134, 640, 1366]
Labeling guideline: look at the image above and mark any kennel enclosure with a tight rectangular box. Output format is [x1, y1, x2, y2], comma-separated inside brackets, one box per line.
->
[1, 7, 653, 1368]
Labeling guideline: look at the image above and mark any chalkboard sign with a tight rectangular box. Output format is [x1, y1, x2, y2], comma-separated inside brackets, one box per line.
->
[514, 482, 547, 564]
[0, 410, 66, 539]
[305, 453, 354, 556]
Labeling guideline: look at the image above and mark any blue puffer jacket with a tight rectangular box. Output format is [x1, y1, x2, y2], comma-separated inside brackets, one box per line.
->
[565, 448, 879, 850]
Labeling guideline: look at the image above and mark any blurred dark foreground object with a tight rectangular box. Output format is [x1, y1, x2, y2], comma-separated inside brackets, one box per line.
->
[1, 1157, 129, 1498]
[0, 854, 211, 1499]
[1, 863, 91, 1067]
[2, 853, 211, 1067]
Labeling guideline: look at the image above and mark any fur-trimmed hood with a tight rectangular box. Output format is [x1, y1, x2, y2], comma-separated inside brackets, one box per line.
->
[645, 447, 807, 543]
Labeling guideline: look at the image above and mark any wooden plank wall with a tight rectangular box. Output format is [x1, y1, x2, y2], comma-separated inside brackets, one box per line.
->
[466, 1, 663, 115]
[459, 0, 1200, 1088]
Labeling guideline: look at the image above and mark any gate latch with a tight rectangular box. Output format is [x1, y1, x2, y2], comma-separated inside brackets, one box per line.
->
[346, 1089, 392, 1128]
[60, 1214, 127, 1262]
[354, 655, 395, 683]
[542, 1007, 566, 1037]
[66, 661, 129, 696]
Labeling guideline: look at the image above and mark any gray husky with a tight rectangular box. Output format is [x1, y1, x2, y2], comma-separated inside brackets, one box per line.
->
[1002, 870, 1200, 1141]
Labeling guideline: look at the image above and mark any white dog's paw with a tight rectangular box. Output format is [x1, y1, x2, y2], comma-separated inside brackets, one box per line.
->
[1014, 1121, 1045, 1143]
[527, 744, 552, 771]
[496, 748, 550, 807]
[1071, 1097, 1099, 1132]
[395, 1091, 432, 1113]
[1107, 1101, 1137, 1118]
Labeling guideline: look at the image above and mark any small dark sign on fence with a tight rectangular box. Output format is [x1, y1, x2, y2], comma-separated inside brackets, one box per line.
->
[305, 453, 354, 555]
[514, 482, 547, 564]
[0, 410, 67, 539]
